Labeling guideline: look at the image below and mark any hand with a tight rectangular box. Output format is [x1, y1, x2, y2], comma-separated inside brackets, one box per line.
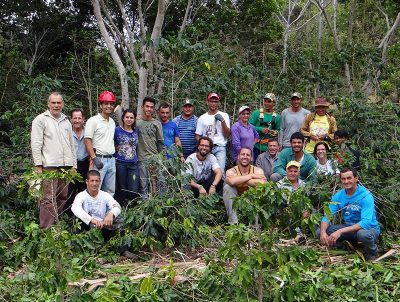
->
[261, 128, 270, 134]
[93, 157, 104, 170]
[90, 218, 103, 229]
[208, 185, 216, 195]
[180, 155, 185, 163]
[319, 231, 329, 246]
[34, 166, 43, 173]
[103, 212, 114, 228]
[198, 185, 207, 196]
[270, 130, 278, 137]
[310, 134, 319, 141]
[214, 114, 224, 122]
[327, 230, 342, 247]
[303, 211, 310, 219]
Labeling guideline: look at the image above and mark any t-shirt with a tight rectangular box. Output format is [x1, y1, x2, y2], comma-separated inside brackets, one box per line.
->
[305, 114, 329, 153]
[173, 115, 198, 158]
[136, 119, 164, 161]
[162, 121, 180, 158]
[185, 153, 220, 183]
[316, 159, 339, 175]
[195, 111, 230, 146]
[84, 113, 116, 155]
[277, 178, 305, 192]
[279, 108, 310, 148]
[114, 126, 139, 163]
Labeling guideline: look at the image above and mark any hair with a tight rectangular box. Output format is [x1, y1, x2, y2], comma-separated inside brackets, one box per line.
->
[340, 167, 358, 178]
[197, 136, 214, 150]
[290, 132, 305, 142]
[121, 109, 136, 129]
[48, 91, 63, 102]
[268, 137, 279, 145]
[142, 96, 156, 107]
[70, 108, 84, 118]
[313, 141, 330, 157]
[86, 170, 101, 180]
[239, 147, 253, 156]
[334, 129, 349, 139]
[158, 102, 171, 111]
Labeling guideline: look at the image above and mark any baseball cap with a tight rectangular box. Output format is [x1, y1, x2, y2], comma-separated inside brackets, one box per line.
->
[263, 93, 276, 102]
[183, 99, 194, 106]
[291, 92, 302, 99]
[238, 105, 250, 114]
[286, 161, 300, 169]
[207, 92, 220, 101]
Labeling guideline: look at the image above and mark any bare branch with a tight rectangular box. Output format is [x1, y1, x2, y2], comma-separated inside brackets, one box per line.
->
[178, 0, 192, 39]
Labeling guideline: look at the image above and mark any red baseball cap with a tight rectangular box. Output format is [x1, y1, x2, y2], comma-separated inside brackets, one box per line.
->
[207, 92, 220, 101]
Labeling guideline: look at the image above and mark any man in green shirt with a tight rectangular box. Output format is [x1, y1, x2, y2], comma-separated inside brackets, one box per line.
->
[249, 93, 281, 161]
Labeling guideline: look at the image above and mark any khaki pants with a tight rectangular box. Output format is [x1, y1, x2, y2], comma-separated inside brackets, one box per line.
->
[39, 167, 70, 229]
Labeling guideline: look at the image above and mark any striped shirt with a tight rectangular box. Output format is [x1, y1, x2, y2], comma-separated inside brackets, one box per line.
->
[173, 114, 198, 158]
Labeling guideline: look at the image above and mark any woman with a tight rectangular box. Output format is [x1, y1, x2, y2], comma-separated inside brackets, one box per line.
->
[231, 105, 259, 162]
[114, 109, 139, 205]
[314, 141, 339, 176]
[300, 97, 337, 153]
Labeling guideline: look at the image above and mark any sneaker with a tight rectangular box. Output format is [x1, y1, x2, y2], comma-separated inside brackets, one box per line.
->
[364, 253, 377, 262]
[121, 250, 138, 259]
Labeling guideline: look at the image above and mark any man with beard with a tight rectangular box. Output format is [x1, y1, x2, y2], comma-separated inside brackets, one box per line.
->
[271, 132, 316, 182]
[185, 136, 223, 197]
[223, 147, 266, 224]
[173, 99, 198, 159]
[255, 138, 280, 180]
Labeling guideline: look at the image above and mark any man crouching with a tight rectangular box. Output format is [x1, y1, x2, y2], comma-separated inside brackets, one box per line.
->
[71, 170, 136, 259]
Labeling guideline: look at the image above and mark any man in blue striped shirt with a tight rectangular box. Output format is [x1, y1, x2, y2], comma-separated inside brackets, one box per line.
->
[173, 99, 198, 159]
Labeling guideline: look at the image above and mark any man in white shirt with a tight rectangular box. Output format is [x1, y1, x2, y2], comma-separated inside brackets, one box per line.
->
[71, 170, 136, 259]
[195, 92, 230, 174]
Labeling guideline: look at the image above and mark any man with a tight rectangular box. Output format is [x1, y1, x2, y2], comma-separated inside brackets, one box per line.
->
[66, 109, 89, 215]
[249, 93, 281, 161]
[173, 99, 198, 159]
[224, 147, 266, 224]
[158, 102, 184, 162]
[185, 136, 223, 197]
[230, 105, 259, 162]
[195, 92, 230, 173]
[255, 138, 279, 180]
[136, 96, 164, 199]
[71, 170, 136, 259]
[318, 167, 380, 260]
[84, 91, 116, 196]
[277, 161, 305, 192]
[278, 92, 310, 149]
[31, 92, 76, 229]
[333, 130, 361, 170]
[271, 132, 316, 182]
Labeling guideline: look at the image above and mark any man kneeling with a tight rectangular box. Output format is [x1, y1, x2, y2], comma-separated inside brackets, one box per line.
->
[317, 167, 380, 261]
[71, 170, 136, 259]
[224, 147, 266, 224]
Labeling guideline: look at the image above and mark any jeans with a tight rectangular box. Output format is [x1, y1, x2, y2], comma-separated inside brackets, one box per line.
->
[316, 224, 379, 256]
[212, 145, 227, 175]
[223, 184, 239, 224]
[66, 159, 89, 216]
[93, 157, 116, 196]
[116, 160, 140, 205]
[188, 172, 223, 198]
[138, 160, 166, 199]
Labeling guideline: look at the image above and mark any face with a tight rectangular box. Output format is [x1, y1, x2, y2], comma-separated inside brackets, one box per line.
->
[340, 171, 358, 191]
[100, 101, 115, 115]
[182, 104, 194, 117]
[158, 107, 171, 123]
[198, 139, 211, 157]
[86, 175, 100, 192]
[334, 136, 346, 146]
[315, 144, 327, 160]
[264, 98, 274, 111]
[71, 111, 84, 130]
[238, 148, 252, 167]
[48, 95, 64, 117]
[268, 141, 279, 156]
[291, 138, 304, 153]
[207, 97, 219, 112]
[142, 101, 155, 118]
[123, 112, 135, 127]
[290, 97, 301, 109]
[315, 106, 327, 116]
[239, 109, 250, 123]
[287, 166, 299, 182]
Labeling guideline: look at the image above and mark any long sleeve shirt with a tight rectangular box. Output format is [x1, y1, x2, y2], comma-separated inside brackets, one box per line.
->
[230, 120, 259, 161]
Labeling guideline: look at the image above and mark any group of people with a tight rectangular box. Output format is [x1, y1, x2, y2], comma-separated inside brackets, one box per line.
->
[30, 90, 378, 260]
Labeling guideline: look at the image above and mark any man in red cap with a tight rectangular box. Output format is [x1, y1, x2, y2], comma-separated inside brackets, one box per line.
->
[84, 91, 117, 196]
[195, 92, 230, 173]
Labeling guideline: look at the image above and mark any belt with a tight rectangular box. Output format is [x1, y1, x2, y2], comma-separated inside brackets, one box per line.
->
[95, 154, 113, 158]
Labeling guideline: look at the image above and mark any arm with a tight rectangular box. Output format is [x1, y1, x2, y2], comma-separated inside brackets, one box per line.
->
[68, 122, 77, 169]
[278, 112, 285, 146]
[247, 167, 267, 187]
[273, 151, 288, 177]
[249, 110, 264, 133]
[71, 194, 94, 225]
[209, 167, 222, 194]
[230, 125, 241, 159]
[225, 168, 265, 187]
[31, 117, 44, 172]
[221, 120, 230, 138]
[190, 179, 207, 195]
[156, 122, 165, 153]
[327, 223, 362, 247]
[326, 115, 338, 140]
[103, 194, 122, 227]
[84, 138, 96, 159]
[300, 113, 313, 138]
